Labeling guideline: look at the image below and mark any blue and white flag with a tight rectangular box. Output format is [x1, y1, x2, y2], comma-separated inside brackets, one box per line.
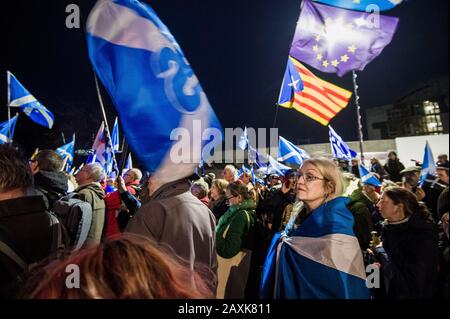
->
[267, 155, 292, 175]
[56, 135, 75, 172]
[238, 127, 248, 151]
[359, 164, 382, 187]
[278, 136, 309, 166]
[86, 0, 222, 184]
[248, 145, 269, 168]
[91, 122, 115, 176]
[86, 153, 97, 165]
[111, 117, 120, 154]
[278, 57, 303, 105]
[124, 152, 133, 171]
[420, 141, 437, 186]
[0, 115, 18, 144]
[260, 197, 369, 299]
[73, 163, 84, 176]
[329, 125, 357, 160]
[7, 71, 54, 129]
[313, 0, 403, 12]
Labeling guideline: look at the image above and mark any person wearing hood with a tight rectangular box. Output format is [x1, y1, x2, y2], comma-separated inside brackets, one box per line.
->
[29, 150, 69, 210]
[75, 163, 106, 247]
[371, 187, 439, 298]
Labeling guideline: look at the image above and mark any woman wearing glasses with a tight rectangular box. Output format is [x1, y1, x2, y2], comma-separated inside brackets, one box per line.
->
[260, 157, 369, 299]
[215, 181, 255, 299]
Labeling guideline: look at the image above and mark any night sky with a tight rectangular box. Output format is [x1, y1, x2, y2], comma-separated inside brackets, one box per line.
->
[1, 0, 449, 157]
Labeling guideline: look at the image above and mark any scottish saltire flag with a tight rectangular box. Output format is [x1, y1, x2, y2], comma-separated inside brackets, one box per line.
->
[124, 153, 133, 171]
[56, 136, 75, 172]
[290, 0, 399, 77]
[91, 122, 115, 176]
[86, 153, 97, 165]
[280, 57, 352, 126]
[359, 164, 382, 187]
[420, 141, 437, 186]
[74, 163, 84, 175]
[111, 117, 120, 153]
[267, 155, 292, 175]
[86, 0, 222, 184]
[248, 145, 269, 168]
[313, 0, 403, 11]
[329, 126, 357, 160]
[251, 164, 256, 185]
[278, 58, 303, 105]
[278, 136, 309, 166]
[0, 115, 18, 144]
[7, 71, 54, 128]
[238, 127, 248, 151]
[260, 196, 369, 299]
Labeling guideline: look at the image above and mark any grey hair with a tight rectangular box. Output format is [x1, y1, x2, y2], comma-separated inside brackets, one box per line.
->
[126, 168, 143, 182]
[224, 165, 237, 176]
[190, 180, 209, 199]
[85, 163, 106, 182]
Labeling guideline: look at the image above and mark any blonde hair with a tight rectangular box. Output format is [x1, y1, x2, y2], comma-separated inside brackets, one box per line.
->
[211, 179, 229, 196]
[302, 157, 345, 200]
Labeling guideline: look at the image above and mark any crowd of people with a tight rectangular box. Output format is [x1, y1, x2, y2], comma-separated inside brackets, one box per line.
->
[0, 143, 448, 299]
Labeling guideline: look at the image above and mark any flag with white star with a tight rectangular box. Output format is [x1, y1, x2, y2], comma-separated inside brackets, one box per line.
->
[278, 57, 304, 105]
[290, 0, 399, 76]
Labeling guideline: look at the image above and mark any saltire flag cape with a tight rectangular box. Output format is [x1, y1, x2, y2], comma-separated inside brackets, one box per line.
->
[279, 57, 352, 126]
[0, 115, 18, 144]
[329, 125, 357, 159]
[260, 196, 370, 299]
[86, 0, 222, 184]
[56, 136, 75, 172]
[419, 141, 437, 186]
[359, 163, 382, 187]
[278, 136, 309, 166]
[313, 0, 403, 12]
[111, 117, 120, 154]
[290, 0, 399, 77]
[7, 71, 55, 128]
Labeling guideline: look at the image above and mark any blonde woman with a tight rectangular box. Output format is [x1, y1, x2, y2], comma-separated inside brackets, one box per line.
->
[260, 157, 369, 299]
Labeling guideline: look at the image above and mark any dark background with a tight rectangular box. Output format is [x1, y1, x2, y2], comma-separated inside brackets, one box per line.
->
[1, 0, 448, 156]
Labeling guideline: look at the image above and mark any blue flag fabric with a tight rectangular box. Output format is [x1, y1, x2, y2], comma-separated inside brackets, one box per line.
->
[267, 155, 292, 176]
[359, 163, 382, 187]
[124, 153, 133, 172]
[290, 0, 399, 76]
[260, 196, 369, 299]
[420, 141, 437, 186]
[248, 145, 269, 168]
[56, 137, 75, 172]
[91, 122, 115, 176]
[86, 0, 222, 184]
[238, 127, 248, 151]
[7, 71, 54, 128]
[111, 117, 120, 154]
[313, 0, 403, 12]
[329, 126, 357, 160]
[0, 115, 18, 144]
[278, 58, 303, 105]
[278, 136, 309, 166]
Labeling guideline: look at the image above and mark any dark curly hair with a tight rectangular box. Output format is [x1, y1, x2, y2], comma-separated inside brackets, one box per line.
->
[0, 143, 33, 193]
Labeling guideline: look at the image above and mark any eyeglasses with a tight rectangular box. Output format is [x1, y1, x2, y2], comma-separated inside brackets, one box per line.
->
[298, 173, 327, 183]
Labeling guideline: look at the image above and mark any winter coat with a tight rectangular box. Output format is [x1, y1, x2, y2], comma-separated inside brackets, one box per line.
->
[33, 170, 68, 210]
[347, 188, 375, 250]
[376, 214, 439, 298]
[125, 179, 217, 275]
[216, 199, 256, 258]
[384, 159, 405, 183]
[75, 183, 106, 247]
[209, 196, 229, 222]
[261, 186, 296, 233]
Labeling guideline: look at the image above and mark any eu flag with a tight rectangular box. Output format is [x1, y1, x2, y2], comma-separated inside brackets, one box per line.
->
[290, 0, 399, 76]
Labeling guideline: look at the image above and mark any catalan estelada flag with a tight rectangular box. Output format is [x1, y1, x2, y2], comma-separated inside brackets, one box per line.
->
[279, 56, 352, 126]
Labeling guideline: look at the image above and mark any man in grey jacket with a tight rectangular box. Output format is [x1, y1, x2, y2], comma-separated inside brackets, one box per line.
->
[125, 176, 217, 283]
[75, 163, 106, 247]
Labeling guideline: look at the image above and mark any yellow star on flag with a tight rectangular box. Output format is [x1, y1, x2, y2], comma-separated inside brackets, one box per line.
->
[316, 53, 323, 61]
[340, 54, 349, 62]
[322, 60, 329, 67]
[315, 34, 321, 42]
[331, 59, 339, 67]
[313, 45, 319, 52]
[348, 45, 357, 53]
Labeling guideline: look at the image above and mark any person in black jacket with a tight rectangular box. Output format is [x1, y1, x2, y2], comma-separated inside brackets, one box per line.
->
[384, 151, 405, 183]
[371, 186, 439, 299]
[29, 150, 68, 210]
[0, 144, 65, 298]
[208, 179, 229, 222]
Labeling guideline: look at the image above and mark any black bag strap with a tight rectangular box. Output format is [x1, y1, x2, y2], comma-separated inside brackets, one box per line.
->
[0, 241, 28, 272]
[47, 212, 65, 256]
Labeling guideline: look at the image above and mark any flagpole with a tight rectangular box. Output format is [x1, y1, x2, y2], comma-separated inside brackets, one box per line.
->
[352, 71, 364, 160]
[272, 103, 279, 128]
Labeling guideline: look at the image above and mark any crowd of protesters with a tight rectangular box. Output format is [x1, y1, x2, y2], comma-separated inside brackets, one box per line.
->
[0, 143, 448, 299]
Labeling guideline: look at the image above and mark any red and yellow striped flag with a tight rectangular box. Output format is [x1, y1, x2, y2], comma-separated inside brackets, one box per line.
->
[279, 56, 352, 126]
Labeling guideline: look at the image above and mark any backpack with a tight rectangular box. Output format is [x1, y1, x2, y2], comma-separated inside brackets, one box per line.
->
[53, 193, 93, 250]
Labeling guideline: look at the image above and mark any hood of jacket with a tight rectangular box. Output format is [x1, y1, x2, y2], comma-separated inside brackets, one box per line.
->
[34, 170, 68, 195]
